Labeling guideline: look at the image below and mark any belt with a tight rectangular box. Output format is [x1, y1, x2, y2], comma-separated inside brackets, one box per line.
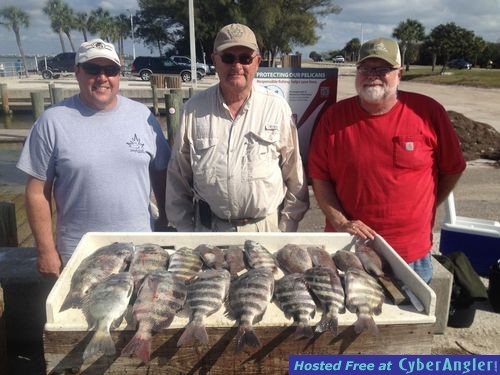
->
[215, 215, 266, 226]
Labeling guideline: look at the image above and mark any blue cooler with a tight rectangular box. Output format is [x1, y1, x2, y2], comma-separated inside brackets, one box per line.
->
[439, 193, 500, 277]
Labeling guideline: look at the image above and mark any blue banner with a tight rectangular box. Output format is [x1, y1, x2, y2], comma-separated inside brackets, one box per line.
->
[289, 355, 500, 375]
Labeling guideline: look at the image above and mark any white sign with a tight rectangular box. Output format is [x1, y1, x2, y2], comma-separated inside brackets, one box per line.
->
[256, 67, 338, 164]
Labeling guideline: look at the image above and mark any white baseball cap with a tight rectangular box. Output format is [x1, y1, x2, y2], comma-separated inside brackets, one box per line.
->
[75, 39, 121, 66]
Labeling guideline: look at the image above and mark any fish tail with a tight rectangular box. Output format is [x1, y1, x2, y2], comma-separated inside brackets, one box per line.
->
[83, 330, 115, 360]
[294, 322, 314, 340]
[354, 313, 379, 336]
[177, 323, 208, 347]
[235, 325, 262, 353]
[121, 333, 152, 364]
[315, 313, 339, 336]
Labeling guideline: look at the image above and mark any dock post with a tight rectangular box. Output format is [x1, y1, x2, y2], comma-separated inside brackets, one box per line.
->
[52, 87, 64, 105]
[0, 202, 18, 247]
[48, 82, 55, 104]
[30, 92, 45, 120]
[164, 91, 182, 144]
[151, 84, 159, 116]
[0, 84, 11, 115]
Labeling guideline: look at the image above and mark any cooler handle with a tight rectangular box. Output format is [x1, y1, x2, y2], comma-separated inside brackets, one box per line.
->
[444, 192, 457, 225]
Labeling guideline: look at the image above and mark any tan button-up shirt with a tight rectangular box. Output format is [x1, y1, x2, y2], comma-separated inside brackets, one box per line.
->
[166, 82, 309, 231]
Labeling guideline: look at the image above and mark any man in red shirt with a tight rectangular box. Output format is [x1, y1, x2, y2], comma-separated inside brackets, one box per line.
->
[308, 37, 466, 282]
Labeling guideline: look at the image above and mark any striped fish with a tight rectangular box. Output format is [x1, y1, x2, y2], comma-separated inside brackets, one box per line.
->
[355, 242, 387, 277]
[274, 273, 316, 339]
[224, 246, 247, 279]
[225, 268, 274, 353]
[243, 240, 277, 273]
[276, 244, 313, 274]
[167, 247, 203, 281]
[122, 271, 186, 363]
[81, 272, 134, 360]
[129, 243, 170, 292]
[307, 246, 337, 271]
[195, 244, 226, 270]
[60, 242, 134, 311]
[345, 268, 385, 336]
[177, 269, 231, 347]
[304, 266, 345, 336]
[332, 250, 364, 272]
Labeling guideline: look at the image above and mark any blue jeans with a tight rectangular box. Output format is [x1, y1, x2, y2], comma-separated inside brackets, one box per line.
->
[408, 253, 433, 284]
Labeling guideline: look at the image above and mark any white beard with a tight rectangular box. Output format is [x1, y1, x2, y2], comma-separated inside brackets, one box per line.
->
[359, 85, 385, 103]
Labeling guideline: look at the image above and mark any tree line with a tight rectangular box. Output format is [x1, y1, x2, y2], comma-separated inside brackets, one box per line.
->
[310, 19, 499, 70]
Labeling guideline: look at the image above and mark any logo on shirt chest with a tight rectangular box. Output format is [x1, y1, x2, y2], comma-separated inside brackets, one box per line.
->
[127, 134, 145, 153]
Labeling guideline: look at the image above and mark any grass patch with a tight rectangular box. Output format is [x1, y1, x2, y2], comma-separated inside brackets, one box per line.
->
[401, 67, 500, 88]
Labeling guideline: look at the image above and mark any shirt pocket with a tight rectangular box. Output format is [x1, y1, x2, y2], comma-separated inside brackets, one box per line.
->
[245, 131, 279, 180]
[192, 136, 218, 185]
[393, 135, 433, 170]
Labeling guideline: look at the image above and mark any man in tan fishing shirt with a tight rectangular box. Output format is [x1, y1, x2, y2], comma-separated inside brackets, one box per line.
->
[165, 23, 309, 232]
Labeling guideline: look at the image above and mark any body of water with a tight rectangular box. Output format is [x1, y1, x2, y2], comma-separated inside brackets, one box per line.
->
[0, 114, 35, 130]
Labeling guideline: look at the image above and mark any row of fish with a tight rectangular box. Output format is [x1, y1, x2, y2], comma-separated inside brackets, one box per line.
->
[60, 240, 391, 363]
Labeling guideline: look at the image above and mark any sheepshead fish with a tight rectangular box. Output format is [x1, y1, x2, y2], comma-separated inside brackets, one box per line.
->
[225, 268, 274, 353]
[345, 268, 384, 335]
[332, 249, 363, 272]
[304, 267, 345, 336]
[81, 272, 134, 360]
[129, 243, 170, 292]
[224, 246, 247, 278]
[274, 273, 316, 339]
[122, 271, 186, 363]
[167, 247, 203, 281]
[177, 269, 231, 347]
[276, 244, 313, 274]
[307, 246, 337, 271]
[355, 242, 387, 277]
[60, 242, 134, 311]
[244, 240, 277, 273]
[195, 244, 226, 270]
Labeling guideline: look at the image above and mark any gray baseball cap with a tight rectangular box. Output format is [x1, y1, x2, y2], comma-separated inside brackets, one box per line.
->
[358, 37, 401, 67]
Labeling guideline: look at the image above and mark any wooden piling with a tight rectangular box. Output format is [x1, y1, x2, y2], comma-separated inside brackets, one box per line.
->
[0, 83, 11, 115]
[52, 87, 64, 105]
[164, 91, 183, 144]
[48, 82, 55, 104]
[0, 202, 18, 247]
[151, 84, 159, 116]
[30, 92, 45, 120]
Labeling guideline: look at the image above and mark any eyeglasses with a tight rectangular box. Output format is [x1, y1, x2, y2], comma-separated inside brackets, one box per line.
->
[79, 62, 121, 77]
[357, 66, 400, 76]
[219, 53, 257, 65]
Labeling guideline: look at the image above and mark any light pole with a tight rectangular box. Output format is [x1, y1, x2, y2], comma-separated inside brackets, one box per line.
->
[127, 9, 136, 60]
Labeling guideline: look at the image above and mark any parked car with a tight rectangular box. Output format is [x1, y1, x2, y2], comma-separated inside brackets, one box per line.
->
[447, 59, 472, 70]
[130, 56, 203, 82]
[332, 55, 345, 63]
[40, 52, 76, 79]
[170, 55, 215, 75]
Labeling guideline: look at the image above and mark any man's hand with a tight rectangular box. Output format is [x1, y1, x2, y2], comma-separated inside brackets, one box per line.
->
[338, 219, 377, 240]
[37, 249, 62, 278]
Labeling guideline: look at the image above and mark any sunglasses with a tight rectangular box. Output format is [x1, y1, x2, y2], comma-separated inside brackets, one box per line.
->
[219, 53, 257, 65]
[79, 62, 121, 77]
[357, 66, 400, 76]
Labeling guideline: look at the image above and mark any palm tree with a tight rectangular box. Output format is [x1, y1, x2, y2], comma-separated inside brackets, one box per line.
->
[0, 6, 30, 77]
[43, 0, 76, 52]
[74, 12, 89, 42]
[88, 8, 113, 41]
[392, 19, 425, 70]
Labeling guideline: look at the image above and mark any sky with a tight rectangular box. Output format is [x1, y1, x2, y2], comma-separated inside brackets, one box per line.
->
[0, 0, 499, 58]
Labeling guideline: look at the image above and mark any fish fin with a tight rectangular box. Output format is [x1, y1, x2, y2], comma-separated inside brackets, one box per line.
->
[235, 325, 261, 353]
[121, 333, 152, 364]
[60, 292, 81, 312]
[354, 314, 379, 336]
[83, 329, 115, 360]
[177, 323, 208, 347]
[294, 323, 314, 340]
[315, 314, 338, 336]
